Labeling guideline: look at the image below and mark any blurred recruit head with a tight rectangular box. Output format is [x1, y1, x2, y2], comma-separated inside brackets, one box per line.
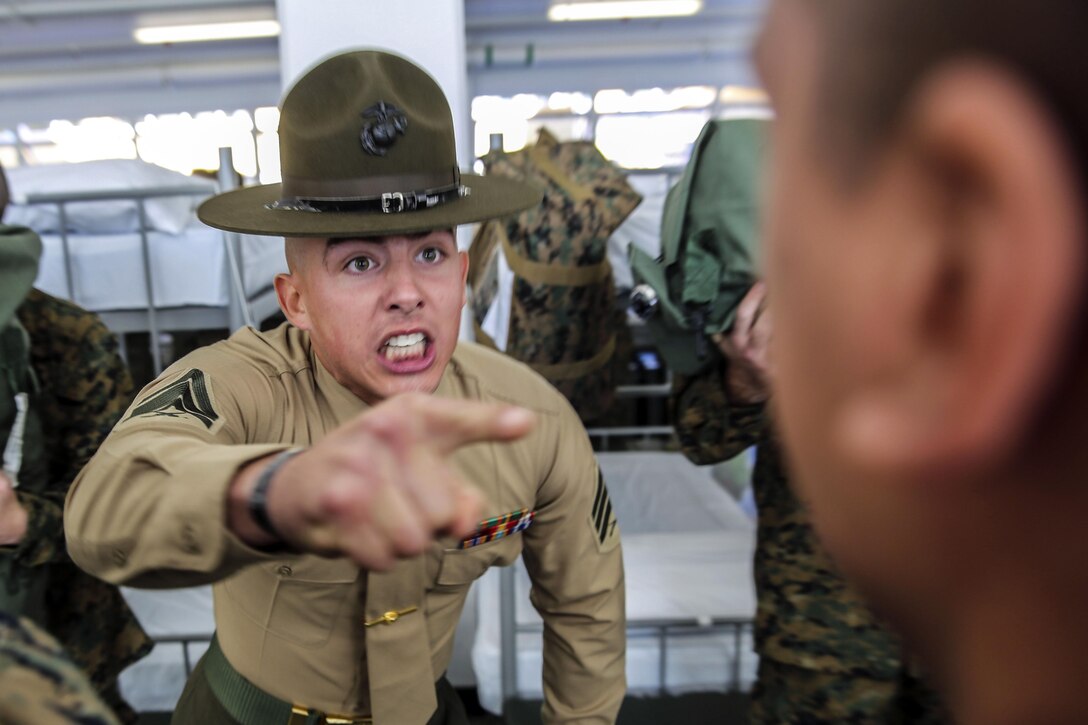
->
[755, 1, 1088, 722]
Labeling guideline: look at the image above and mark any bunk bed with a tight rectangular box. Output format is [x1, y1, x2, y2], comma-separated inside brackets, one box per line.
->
[7, 158, 286, 374]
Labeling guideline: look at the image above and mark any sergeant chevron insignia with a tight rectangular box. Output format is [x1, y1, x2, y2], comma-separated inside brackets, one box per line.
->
[590, 468, 619, 552]
[125, 369, 221, 432]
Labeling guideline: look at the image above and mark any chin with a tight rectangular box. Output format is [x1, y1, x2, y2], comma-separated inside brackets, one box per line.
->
[381, 373, 443, 399]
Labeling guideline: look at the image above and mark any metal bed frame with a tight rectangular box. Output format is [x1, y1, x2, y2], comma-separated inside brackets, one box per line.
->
[23, 150, 281, 375]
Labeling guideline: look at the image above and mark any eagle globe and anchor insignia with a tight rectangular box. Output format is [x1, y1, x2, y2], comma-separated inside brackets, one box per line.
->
[360, 101, 408, 156]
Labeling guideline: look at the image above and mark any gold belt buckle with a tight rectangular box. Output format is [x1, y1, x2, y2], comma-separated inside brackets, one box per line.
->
[290, 705, 372, 725]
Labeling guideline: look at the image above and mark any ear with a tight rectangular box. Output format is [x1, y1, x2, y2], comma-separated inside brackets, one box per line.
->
[274, 272, 311, 331]
[837, 62, 1084, 475]
[458, 250, 470, 307]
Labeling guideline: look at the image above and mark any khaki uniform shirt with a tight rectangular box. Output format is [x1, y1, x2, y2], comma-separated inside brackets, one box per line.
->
[65, 324, 626, 724]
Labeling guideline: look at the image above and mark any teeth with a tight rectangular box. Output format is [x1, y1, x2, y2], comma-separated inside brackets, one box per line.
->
[384, 332, 425, 348]
[381, 332, 427, 361]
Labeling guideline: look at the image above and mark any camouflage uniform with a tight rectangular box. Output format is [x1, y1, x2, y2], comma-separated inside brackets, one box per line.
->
[471, 129, 642, 423]
[0, 611, 119, 725]
[674, 363, 947, 724]
[1, 289, 152, 723]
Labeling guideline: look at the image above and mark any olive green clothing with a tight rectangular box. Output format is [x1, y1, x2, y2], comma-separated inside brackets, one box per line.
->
[0, 318, 49, 618]
[67, 324, 626, 725]
[173, 648, 469, 725]
[0, 611, 119, 725]
[2, 290, 153, 723]
[0, 225, 41, 327]
[630, 118, 767, 376]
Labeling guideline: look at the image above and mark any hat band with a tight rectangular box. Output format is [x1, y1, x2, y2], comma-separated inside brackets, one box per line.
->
[268, 184, 470, 215]
[270, 168, 469, 214]
[280, 168, 459, 201]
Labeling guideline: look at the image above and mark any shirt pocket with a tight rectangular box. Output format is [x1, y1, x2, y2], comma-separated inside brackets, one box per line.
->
[432, 535, 522, 590]
[226, 556, 360, 647]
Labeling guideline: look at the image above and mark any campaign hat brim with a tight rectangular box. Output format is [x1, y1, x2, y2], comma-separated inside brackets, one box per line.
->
[198, 172, 540, 238]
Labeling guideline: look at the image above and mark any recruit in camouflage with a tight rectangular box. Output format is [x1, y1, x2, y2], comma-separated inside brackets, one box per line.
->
[673, 363, 947, 724]
[2, 289, 152, 723]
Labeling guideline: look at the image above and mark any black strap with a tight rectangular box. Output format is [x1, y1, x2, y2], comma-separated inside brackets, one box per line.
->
[248, 449, 302, 540]
[267, 185, 469, 215]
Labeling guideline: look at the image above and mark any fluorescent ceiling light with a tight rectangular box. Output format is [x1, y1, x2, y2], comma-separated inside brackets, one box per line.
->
[549, 0, 703, 22]
[134, 19, 280, 44]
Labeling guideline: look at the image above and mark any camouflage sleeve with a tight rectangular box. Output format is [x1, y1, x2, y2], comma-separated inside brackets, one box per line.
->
[673, 361, 767, 465]
[7, 490, 66, 568]
[13, 290, 135, 568]
[0, 611, 120, 725]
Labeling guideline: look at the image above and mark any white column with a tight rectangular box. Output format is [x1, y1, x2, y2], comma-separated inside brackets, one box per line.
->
[275, 0, 471, 168]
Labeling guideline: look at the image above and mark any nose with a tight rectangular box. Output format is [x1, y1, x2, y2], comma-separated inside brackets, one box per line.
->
[383, 258, 424, 314]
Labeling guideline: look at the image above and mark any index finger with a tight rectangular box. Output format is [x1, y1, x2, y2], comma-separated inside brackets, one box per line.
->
[415, 397, 537, 455]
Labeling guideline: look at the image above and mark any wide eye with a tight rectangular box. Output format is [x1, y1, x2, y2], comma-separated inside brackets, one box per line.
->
[418, 247, 444, 264]
[347, 256, 372, 272]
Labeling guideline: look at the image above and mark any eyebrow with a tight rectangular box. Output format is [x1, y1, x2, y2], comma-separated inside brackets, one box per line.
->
[323, 238, 367, 266]
[321, 232, 447, 265]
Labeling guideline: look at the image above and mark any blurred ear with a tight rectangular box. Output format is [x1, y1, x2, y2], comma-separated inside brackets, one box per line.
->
[275, 272, 311, 331]
[836, 62, 1084, 475]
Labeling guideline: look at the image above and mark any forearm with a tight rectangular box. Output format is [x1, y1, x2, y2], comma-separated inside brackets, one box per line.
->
[537, 578, 626, 723]
[65, 439, 289, 588]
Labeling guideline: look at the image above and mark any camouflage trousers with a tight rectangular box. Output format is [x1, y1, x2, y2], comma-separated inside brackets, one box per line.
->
[749, 658, 897, 725]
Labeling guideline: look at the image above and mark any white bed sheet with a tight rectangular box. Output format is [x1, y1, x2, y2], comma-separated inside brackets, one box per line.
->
[119, 586, 215, 712]
[472, 451, 759, 713]
[33, 223, 285, 312]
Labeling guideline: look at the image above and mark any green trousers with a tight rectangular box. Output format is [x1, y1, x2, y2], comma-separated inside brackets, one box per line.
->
[171, 652, 470, 725]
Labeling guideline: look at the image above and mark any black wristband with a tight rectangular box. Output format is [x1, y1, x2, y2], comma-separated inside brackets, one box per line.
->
[248, 449, 302, 540]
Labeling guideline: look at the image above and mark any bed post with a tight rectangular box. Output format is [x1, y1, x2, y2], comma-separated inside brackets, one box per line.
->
[499, 564, 518, 710]
[218, 147, 253, 332]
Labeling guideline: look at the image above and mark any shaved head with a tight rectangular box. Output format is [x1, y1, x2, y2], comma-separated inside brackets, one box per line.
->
[284, 239, 312, 274]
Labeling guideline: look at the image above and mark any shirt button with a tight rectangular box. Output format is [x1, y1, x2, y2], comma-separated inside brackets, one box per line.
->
[277, 565, 293, 577]
[181, 524, 201, 554]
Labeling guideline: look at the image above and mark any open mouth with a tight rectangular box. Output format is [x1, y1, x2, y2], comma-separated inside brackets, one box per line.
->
[380, 331, 429, 361]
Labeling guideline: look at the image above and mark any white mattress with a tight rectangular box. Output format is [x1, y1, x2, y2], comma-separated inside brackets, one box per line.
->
[472, 451, 759, 713]
[33, 223, 285, 312]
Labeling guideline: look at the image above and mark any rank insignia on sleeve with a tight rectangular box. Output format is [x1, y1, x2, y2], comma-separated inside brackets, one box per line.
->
[459, 508, 535, 549]
[590, 468, 619, 551]
[124, 369, 221, 432]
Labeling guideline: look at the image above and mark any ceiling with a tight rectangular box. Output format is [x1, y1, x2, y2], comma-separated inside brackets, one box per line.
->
[0, 0, 765, 129]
